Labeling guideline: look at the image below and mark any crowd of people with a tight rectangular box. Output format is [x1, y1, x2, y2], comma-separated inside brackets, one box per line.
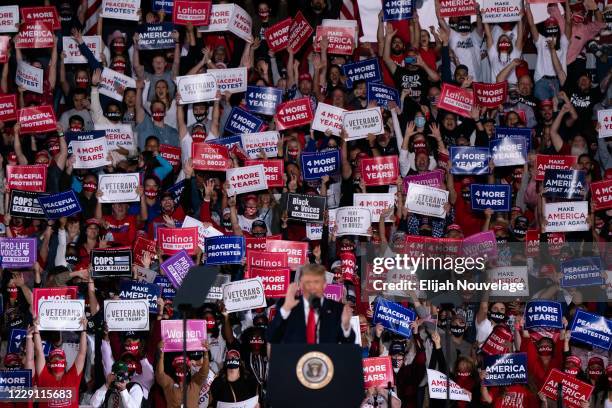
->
[0, 0, 611, 407]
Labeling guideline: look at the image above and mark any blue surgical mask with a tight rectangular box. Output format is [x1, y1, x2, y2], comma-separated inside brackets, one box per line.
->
[415, 116, 426, 128]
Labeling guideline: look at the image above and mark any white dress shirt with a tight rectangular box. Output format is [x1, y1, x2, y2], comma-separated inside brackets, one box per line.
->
[279, 297, 352, 342]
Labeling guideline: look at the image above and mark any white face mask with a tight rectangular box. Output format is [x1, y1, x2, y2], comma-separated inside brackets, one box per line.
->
[190, 365, 200, 375]
[571, 146, 587, 156]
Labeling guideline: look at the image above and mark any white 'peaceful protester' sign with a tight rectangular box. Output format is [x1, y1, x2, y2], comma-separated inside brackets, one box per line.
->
[222, 277, 267, 313]
[405, 183, 448, 218]
[544, 201, 589, 232]
[104, 299, 149, 331]
[335, 206, 371, 236]
[38, 299, 85, 331]
[176, 73, 218, 104]
[342, 107, 383, 140]
[98, 173, 140, 203]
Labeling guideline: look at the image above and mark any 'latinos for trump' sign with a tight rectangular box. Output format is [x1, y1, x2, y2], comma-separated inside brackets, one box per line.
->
[437, 83, 474, 117]
[158, 227, 198, 255]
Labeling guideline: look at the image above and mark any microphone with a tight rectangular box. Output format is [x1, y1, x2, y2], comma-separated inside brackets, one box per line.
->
[309, 296, 321, 311]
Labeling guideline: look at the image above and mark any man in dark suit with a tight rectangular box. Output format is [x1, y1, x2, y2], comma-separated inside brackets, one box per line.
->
[267, 264, 355, 344]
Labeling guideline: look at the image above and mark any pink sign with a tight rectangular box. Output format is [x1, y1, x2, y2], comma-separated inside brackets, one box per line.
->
[462, 231, 498, 260]
[323, 283, 344, 302]
[403, 170, 444, 192]
[437, 83, 474, 118]
[161, 320, 207, 352]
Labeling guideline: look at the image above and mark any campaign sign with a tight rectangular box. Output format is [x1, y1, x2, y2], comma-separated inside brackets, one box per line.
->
[535, 154, 576, 181]
[155, 275, 177, 299]
[450, 146, 490, 175]
[406, 184, 448, 218]
[489, 266, 529, 297]
[192, 143, 231, 171]
[63, 36, 102, 64]
[119, 280, 160, 313]
[301, 150, 340, 181]
[597, 109, 612, 138]
[72, 137, 111, 169]
[98, 173, 140, 203]
[288, 12, 313, 53]
[494, 127, 531, 152]
[0, 370, 32, 398]
[335, 207, 372, 236]
[138, 23, 174, 50]
[153, 0, 174, 13]
[591, 179, 612, 211]
[159, 144, 181, 171]
[15, 22, 53, 49]
[264, 18, 292, 52]
[226, 165, 268, 195]
[490, 136, 527, 167]
[561, 257, 604, 288]
[6, 165, 47, 192]
[0, 94, 17, 122]
[524, 300, 563, 329]
[383, 0, 413, 20]
[91, 248, 132, 278]
[241, 131, 279, 159]
[354, 193, 395, 223]
[206, 274, 230, 301]
[176, 73, 217, 104]
[196, 3, 251, 41]
[205, 235, 244, 265]
[245, 86, 282, 116]
[403, 170, 444, 191]
[372, 297, 415, 338]
[427, 369, 472, 402]
[99, 68, 136, 101]
[342, 58, 382, 89]
[183, 215, 222, 252]
[18, 106, 56, 134]
[473, 82, 508, 107]
[104, 299, 149, 331]
[481, 0, 521, 22]
[225, 107, 264, 135]
[362, 357, 394, 388]
[133, 236, 157, 267]
[0, 238, 36, 268]
[483, 353, 527, 386]
[275, 97, 314, 131]
[161, 320, 206, 352]
[286, 193, 326, 223]
[222, 277, 267, 313]
[0, 6, 19, 33]
[343, 107, 384, 140]
[437, 83, 474, 118]
[172, 0, 211, 26]
[544, 201, 589, 233]
[33, 287, 78, 316]
[160, 249, 194, 289]
[246, 250, 288, 270]
[313, 25, 355, 55]
[250, 267, 290, 298]
[0, 36, 7, 63]
[101, 0, 140, 20]
[244, 159, 284, 188]
[16, 61, 43, 94]
[159, 226, 199, 256]
[367, 83, 400, 110]
[209, 135, 242, 150]
[462, 231, 498, 260]
[540, 369, 594, 408]
[324, 283, 344, 302]
[38, 190, 82, 219]
[470, 184, 511, 211]
[95, 123, 134, 152]
[439, 0, 478, 16]
[38, 299, 85, 331]
[543, 169, 586, 200]
[207, 67, 248, 94]
[361, 156, 398, 186]
[312, 102, 345, 136]
[8, 190, 46, 219]
[266, 239, 308, 270]
[570, 310, 612, 350]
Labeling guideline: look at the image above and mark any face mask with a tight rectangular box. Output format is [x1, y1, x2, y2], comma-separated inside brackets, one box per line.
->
[205, 319, 216, 330]
[462, 190, 470, 201]
[244, 207, 257, 217]
[429, 95, 440, 105]
[113, 43, 126, 54]
[112, 60, 126, 73]
[194, 113, 207, 122]
[571, 146, 587, 156]
[287, 147, 299, 159]
[565, 367, 579, 375]
[60, 12, 72, 23]
[49, 360, 66, 374]
[152, 111, 165, 122]
[488, 311, 507, 323]
[391, 357, 402, 369]
[536, 343, 553, 356]
[498, 41, 512, 52]
[66, 255, 79, 265]
[450, 325, 465, 337]
[496, 237, 508, 244]
[105, 111, 122, 122]
[258, 10, 270, 19]
[125, 342, 140, 355]
[457, 22, 471, 33]
[76, 77, 89, 88]
[8, 287, 18, 300]
[415, 116, 426, 128]
[83, 182, 97, 192]
[249, 336, 264, 351]
[144, 189, 158, 199]
[456, 371, 471, 377]
[226, 358, 240, 369]
[545, 26, 559, 37]
[191, 131, 206, 143]
[588, 369, 603, 381]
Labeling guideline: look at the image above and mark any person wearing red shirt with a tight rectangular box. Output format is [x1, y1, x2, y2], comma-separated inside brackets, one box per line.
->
[32, 318, 88, 408]
[96, 202, 137, 247]
[451, 176, 486, 237]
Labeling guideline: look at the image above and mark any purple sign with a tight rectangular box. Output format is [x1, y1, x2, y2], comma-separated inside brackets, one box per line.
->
[403, 170, 444, 192]
[324, 283, 344, 302]
[160, 250, 194, 289]
[161, 319, 206, 352]
[461, 231, 498, 260]
[0, 238, 37, 268]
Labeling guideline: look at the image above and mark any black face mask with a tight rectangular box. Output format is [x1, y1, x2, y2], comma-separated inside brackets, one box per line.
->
[105, 111, 122, 121]
[496, 237, 508, 244]
[194, 113, 207, 122]
[488, 311, 507, 323]
[66, 255, 79, 265]
[457, 22, 472, 33]
[450, 325, 465, 337]
[222, 218, 232, 229]
[226, 358, 240, 369]
[252, 232, 266, 238]
[462, 191, 470, 201]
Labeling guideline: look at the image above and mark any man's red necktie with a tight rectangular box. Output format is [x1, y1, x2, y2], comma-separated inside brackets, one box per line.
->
[306, 307, 316, 344]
